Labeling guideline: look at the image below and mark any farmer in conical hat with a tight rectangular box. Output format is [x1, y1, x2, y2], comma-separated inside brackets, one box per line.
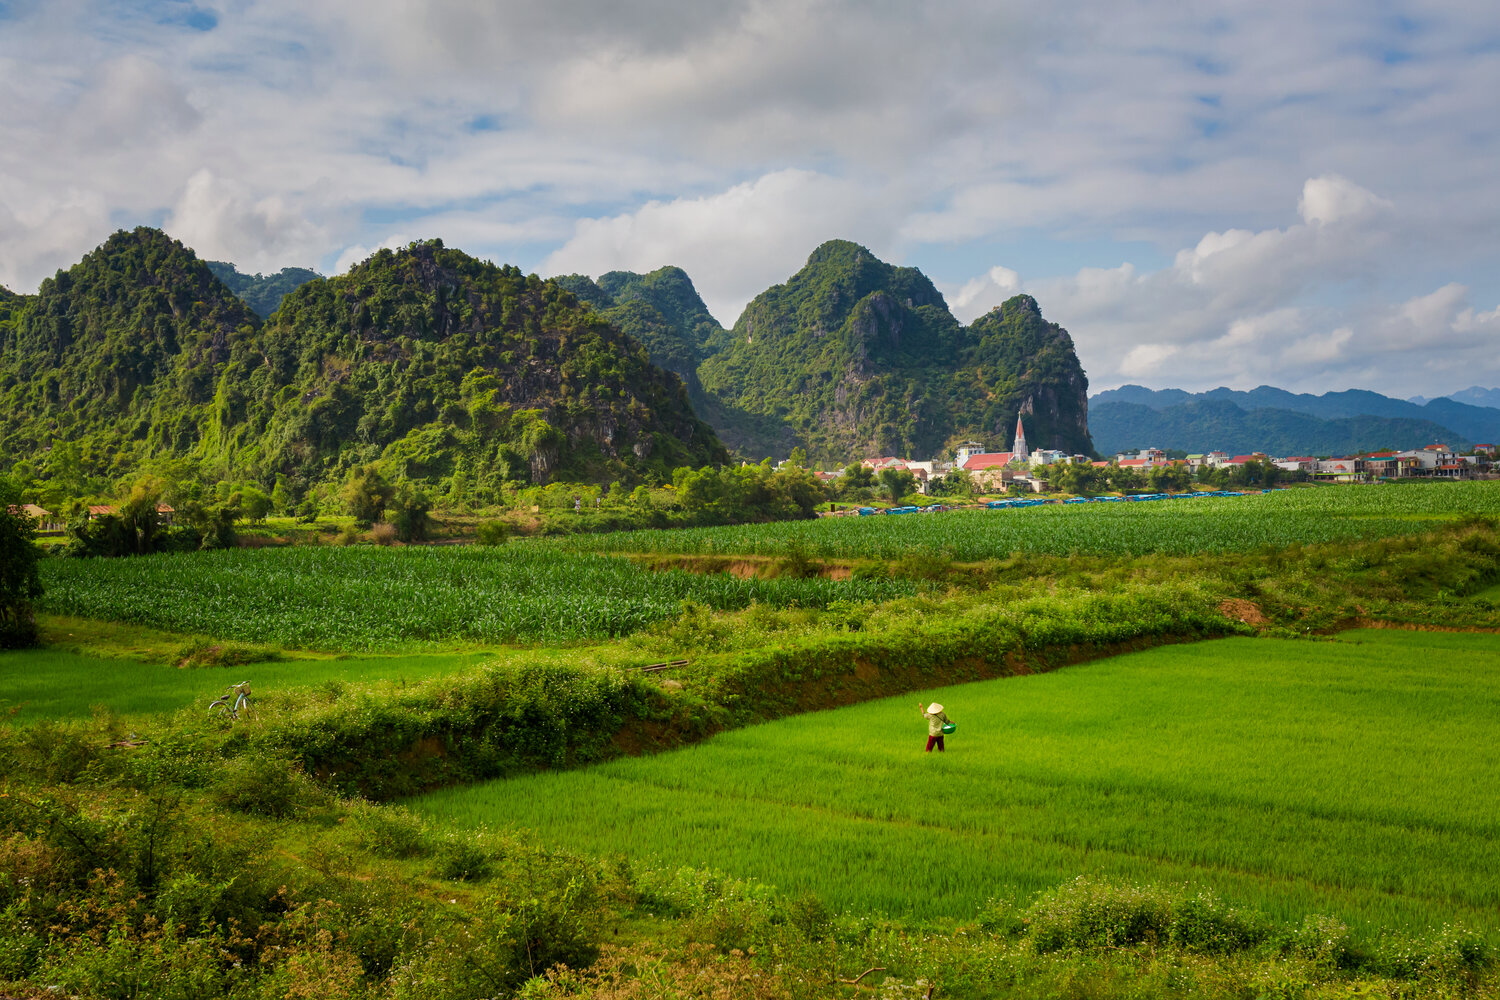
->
[919, 700, 952, 753]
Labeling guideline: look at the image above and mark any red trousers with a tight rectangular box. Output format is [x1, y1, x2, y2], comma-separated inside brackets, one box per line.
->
[925, 735, 945, 752]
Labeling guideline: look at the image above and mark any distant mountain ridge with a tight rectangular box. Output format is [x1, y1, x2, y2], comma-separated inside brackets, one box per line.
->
[1090, 384, 1500, 455]
[1409, 386, 1500, 409]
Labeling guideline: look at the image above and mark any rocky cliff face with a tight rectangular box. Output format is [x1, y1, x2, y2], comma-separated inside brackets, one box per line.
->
[962, 295, 1093, 456]
[693, 242, 1094, 461]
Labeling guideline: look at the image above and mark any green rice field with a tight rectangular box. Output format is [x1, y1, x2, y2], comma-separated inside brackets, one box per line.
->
[543, 481, 1500, 560]
[0, 648, 495, 723]
[414, 629, 1500, 934]
[37, 545, 914, 650]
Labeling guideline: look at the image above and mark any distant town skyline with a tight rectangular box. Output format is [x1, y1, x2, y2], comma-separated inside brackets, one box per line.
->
[1, 1, 1497, 398]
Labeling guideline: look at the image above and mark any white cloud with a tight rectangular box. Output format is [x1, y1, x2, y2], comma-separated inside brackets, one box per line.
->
[333, 234, 413, 276]
[949, 266, 1021, 320]
[543, 169, 894, 324]
[1119, 343, 1178, 378]
[952, 176, 1500, 395]
[1298, 174, 1392, 226]
[165, 169, 327, 272]
[0, 0, 1494, 403]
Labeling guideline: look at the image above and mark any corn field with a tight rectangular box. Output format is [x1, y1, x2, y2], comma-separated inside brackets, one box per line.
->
[38, 545, 915, 649]
[541, 482, 1500, 560]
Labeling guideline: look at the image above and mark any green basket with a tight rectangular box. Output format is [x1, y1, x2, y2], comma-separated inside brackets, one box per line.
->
[941, 722, 957, 735]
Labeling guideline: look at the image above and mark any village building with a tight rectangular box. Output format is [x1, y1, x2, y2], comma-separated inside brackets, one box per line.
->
[1028, 448, 1069, 467]
[953, 441, 987, 464]
[7, 504, 63, 532]
[958, 451, 1019, 492]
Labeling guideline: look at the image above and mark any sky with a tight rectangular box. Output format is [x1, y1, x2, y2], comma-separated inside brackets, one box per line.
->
[1, 0, 1497, 397]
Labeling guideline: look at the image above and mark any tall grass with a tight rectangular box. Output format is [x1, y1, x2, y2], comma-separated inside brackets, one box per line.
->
[414, 630, 1500, 934]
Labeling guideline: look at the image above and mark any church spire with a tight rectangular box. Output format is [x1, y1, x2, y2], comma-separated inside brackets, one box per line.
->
[1013, 413, 1030, 462]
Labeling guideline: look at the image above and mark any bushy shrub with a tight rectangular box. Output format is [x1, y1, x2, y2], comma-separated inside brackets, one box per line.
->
[371, 521, 398, 546]
[212, 753, 326, 818]
[0, 504, 42, 648]
[1168, 889, 1269, 953]
[1026, 878, 1173, 952]
[1287, 913, 1357, 968]
[476, 519, 511, 545]
[432, 833, 492, 881]
[351, 803, 431, 859]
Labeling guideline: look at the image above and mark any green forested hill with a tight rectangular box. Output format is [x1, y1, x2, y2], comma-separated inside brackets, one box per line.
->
[0, 230, 725, 501]
[242, 241, 724, 491]
[204, 260, 322, 319]
[553, 266, 722, 390]
[695, 241, 1093, 461]
[0, 228, 260, 470]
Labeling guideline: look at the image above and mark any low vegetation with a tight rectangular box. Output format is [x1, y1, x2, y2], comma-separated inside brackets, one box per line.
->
[0, 485, 1497, 997]
[543, 481, 1500, 560]
[417, 631, 1500, 934]
[37, 545, 916, 649]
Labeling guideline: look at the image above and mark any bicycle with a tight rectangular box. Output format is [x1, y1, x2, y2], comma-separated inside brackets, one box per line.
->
[208, 681, 253, 720]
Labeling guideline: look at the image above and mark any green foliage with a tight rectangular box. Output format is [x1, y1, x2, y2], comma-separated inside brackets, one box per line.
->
[342, 464, 391, 525]
[0, 503, 42, 648]
[203, 259, 322, 318]
[390, 482, 431, 542]
[549, 481, 1500, 560]
[416, 629, 1500, 935]
[38, 544, 915, 649]
[475, 519, 510, 545]
[698, 242, 1093, 461]
[0, 231, 727, 510]
[878, 467, 917, 503]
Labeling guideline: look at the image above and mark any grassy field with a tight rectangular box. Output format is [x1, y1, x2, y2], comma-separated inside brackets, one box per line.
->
[414, 629, 1500, 934]
[0, 648, 497, 723]
[36, 544, 914, 650]
[541, 481, 1500, 560]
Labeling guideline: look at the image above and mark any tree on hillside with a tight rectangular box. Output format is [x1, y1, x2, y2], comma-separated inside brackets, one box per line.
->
[930, 468, 975, 499]
[1055, 462, 1104, 495]
[838, 464, 875, 500]
[879, 468, 918, 504]
[391, 483, 431, 542]
[0, 504, 42, 648]
[343, 466, 392, 525]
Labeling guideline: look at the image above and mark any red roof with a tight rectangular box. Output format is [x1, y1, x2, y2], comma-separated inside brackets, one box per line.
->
[1230, 455, 1260, 464]
[960, 452, 1015, 471]
[88, 505, 117, 516]
[1117, 459, 1147, 467]
[1424, 444, 1450, 451]
[1437, 464, 1464, 470]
